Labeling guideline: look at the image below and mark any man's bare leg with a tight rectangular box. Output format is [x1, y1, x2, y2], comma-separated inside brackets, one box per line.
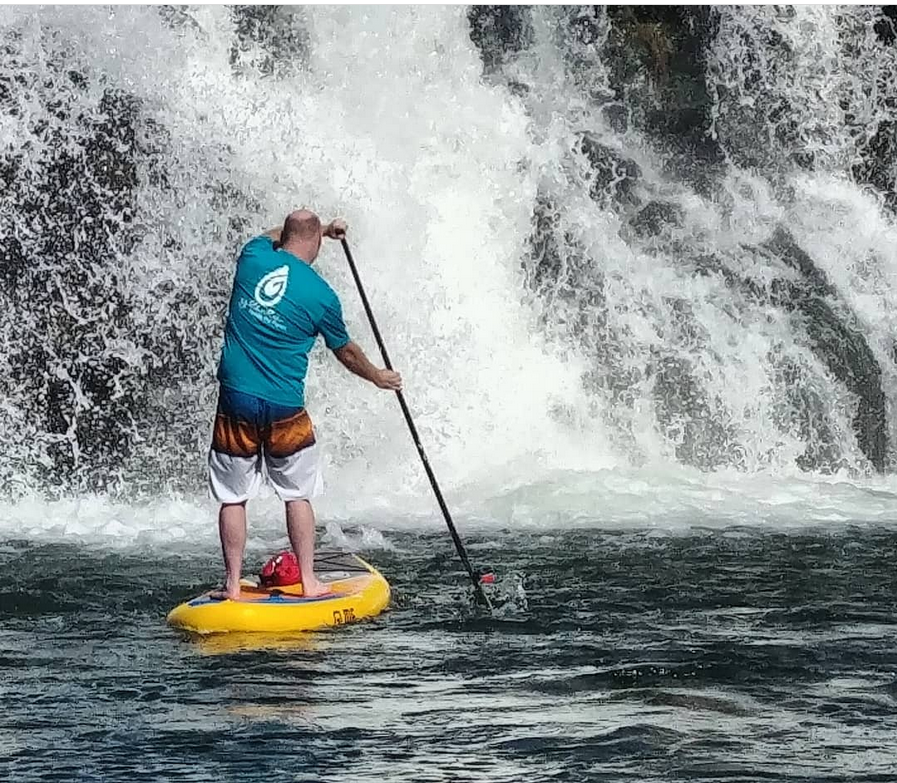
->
[214, 501, 247, 600]
[286, 499, 328, 596]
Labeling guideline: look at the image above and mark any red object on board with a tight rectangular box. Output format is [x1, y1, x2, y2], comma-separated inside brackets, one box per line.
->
[259, 551, 302, 587]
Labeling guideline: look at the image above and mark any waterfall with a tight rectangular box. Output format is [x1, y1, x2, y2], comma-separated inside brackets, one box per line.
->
[2, 6, 897, 524]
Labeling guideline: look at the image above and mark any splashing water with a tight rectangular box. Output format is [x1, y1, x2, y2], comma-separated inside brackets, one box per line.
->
[3, 6, 897, 547]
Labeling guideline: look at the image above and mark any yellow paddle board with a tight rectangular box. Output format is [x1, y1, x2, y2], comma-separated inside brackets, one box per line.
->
[167, 551, 390, 634]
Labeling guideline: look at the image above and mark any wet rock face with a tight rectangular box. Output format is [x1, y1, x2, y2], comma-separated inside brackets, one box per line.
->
[526, 170, 890, 472]
[1, 11, 288, 496]
[577, 132, 642, 206]
[486, 7, 897, 470]
[467, 5, 533, 73]
[853, 119, 897, 213]
[764, 228, 887, 472]
[874, 6, 897, 45]
[850, 8, 897, 211]
[229, 5, 310, 77]
[0, 37, 222, 494]
[603, 7, 724, 172]
[631, 201, 684, 239]
[651, 352, 739, 471]
[0, 72, 149, 488]
[467, 6, 724, 185]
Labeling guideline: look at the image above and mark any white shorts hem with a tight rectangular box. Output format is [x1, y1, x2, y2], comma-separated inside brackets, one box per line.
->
[208, 444, 322, 505]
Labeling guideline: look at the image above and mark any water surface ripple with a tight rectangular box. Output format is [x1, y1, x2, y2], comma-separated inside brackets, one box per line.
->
[2, 528, 896, 782]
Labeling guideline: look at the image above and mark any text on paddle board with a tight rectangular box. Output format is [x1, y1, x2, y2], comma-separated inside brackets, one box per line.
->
[332, 608, 357, 625]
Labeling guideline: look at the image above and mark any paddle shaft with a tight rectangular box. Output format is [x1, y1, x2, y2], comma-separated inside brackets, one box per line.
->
[339, 239, 490, 608]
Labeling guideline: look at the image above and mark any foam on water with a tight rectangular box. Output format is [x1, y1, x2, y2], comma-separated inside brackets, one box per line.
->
[5, 466, 897, 553]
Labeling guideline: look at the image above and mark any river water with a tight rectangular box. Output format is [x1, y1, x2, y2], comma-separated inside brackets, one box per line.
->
[4, 517, 897, 781]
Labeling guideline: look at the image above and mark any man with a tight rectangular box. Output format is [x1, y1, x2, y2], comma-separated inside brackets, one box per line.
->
[209, 209, 402, 600]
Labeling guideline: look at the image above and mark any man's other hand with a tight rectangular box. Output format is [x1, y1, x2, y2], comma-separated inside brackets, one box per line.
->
[374, 369, 402, 391]
[324, 219, 348, 240]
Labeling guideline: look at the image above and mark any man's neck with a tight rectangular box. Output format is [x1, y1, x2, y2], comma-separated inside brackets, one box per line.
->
[277, 240, 315, 265]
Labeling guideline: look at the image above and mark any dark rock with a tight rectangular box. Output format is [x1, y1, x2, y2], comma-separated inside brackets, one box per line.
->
[849, 9, 897, 210]
[651, 351, 739, 471]
[1, 83, 146, 488]
[526, 194, 563, 293]
[601, 103, 629, 134]
[577, 131, 641, 205]
[526, 193, 622, 396]
[853, 119, 897, 212]
[602, 6, 724, 171]
[230, 5, 309, 77]
[771, 353, 846, 473]
[566, 6, 605, 48]
[157, 5, 203, 34]
[763, 228, 887, 471]
[468, 6, 533, 73]
[874, 6, 897, 45]
[0, 35, 220, 494]
[765, 227, 836, 297]
[526, 193, 605, 324]
[631, 200, 684, 238]
[506, 80, 530, 100]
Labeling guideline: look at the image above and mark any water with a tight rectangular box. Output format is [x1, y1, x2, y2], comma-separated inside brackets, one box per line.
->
[4, 527, 897, 781]
[4, 5, 897, 781]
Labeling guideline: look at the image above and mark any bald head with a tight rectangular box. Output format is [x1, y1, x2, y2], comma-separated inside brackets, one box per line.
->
[278, 209, 323, 263]
[282, 209, 321, 243]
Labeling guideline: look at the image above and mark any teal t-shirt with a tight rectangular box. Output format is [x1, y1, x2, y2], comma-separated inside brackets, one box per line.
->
[217, 236, 350, 407]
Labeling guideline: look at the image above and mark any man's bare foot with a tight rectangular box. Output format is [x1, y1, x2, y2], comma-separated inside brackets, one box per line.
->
[208, 583, 241, 601]
[302, 577, 330, 598]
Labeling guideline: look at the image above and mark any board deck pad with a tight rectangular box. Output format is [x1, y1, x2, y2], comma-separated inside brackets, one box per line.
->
[219, 550, 374, 602]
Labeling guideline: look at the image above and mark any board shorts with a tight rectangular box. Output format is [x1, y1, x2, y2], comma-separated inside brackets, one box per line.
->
[208, 386, 323, 504]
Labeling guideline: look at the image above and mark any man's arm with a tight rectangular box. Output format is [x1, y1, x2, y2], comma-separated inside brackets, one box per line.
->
[263, 226, 282, 242]
[333, 341, 402, 390]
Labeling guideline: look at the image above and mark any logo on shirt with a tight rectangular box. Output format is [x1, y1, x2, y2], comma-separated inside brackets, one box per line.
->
[254, 265, 289, 307]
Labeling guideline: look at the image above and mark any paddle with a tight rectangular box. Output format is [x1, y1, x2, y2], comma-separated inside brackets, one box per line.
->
[340, 238, 492, 609]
